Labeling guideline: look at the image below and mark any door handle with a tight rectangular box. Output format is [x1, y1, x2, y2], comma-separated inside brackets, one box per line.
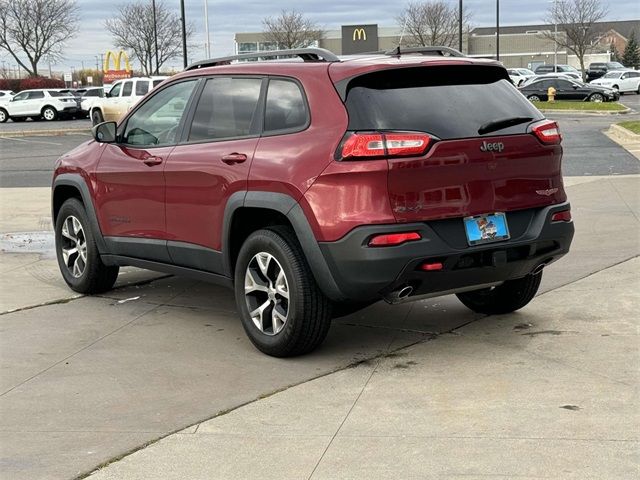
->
[143, 156, 163, 166]
[221, 153, 248, 165]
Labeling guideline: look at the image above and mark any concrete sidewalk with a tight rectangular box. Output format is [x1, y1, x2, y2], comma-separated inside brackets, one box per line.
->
[0, 175, 639, 480]
[87, 257, 640, 480]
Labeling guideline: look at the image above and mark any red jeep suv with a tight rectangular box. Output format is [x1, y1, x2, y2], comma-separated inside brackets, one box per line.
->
[52, 48, 574, 356]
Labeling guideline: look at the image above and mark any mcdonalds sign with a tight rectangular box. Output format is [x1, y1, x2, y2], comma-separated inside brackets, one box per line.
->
[103, 50, 132, 83]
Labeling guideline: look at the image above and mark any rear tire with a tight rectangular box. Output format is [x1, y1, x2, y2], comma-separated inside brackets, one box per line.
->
[55, 198, 119, 294]
[42, 106, 57, 121]
[456, 272, 542, 315]
[528, 95, 541, 102]
[0, 108, 7, 123]
[234, 226, 332, 357]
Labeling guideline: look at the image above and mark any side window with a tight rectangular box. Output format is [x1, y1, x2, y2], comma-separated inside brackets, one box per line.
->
[28, 91, 45, 99]
[121, 81, 133, 97]
[12, 92, 28, 101]
[556, 80, 573, 89]
[109, 83, 122, 97]
[136, 80, 150, 96]
[630, 72, 640, 78]
[188, 77, 262, 141]
[264, 79, 308, 133]
[122, 80, 197, 147]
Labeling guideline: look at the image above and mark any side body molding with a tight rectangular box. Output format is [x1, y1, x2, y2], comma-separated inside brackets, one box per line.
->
[222, 191, 347, 302]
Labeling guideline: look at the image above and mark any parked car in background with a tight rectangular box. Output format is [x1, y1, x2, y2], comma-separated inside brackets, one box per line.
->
[90, 76, 168, 125]
[0, 90, 15, 100]
[586, 62, 626, 81]
[589, 70, 640, 94]
[507, 68, 535, 86]
[0, 89, 80, 122]
[520, 77, 619, 102]
[77, 87, 105, 118]
[520, 72, 582, 87]
[534, 64, 581, 76]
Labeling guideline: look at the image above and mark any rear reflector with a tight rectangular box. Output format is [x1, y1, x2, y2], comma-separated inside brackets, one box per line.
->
[420, 262, 443, 271]
[368, 232, 421, 247]
[340, 132, 431, 159]
[551, 210, 572, 222]
[531, 120, 562, 145]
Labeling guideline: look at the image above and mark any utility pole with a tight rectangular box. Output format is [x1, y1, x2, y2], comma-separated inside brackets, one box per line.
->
[204, 0, 211, 58]
[496, 0, 500, 61]
[152, 0, 160, 74]
[553, 0, 558, 71]
[458, 0, 463, 52]
[180, 0, 187, 68]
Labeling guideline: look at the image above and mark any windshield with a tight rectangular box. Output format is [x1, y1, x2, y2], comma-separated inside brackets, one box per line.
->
[48, 91, 67, 97]
[519, 69, 534, 75]
[608, 62, 624, 69]
[563, 65, 579, 72]
[603, 71, 622, 78]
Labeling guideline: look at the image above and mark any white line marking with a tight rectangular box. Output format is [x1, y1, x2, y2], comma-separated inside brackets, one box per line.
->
[0, 137, 63, 146]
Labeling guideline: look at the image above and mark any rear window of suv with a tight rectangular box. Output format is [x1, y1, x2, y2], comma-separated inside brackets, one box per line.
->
[344, 66, 543, 140]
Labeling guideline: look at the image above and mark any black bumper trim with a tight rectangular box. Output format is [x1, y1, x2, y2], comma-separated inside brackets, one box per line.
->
[318, 202, 574, 302]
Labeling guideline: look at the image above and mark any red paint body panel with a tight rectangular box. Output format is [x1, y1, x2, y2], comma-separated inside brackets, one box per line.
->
[94, 144, 172, 238]
[387, 134, 566, 223]
[164, 138, 259, 250]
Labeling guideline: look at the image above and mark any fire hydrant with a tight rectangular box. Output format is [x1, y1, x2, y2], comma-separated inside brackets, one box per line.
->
[547, 86, 556, 103]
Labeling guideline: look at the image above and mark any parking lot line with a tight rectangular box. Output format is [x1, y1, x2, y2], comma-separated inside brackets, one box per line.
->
[0, 136, 63, 146]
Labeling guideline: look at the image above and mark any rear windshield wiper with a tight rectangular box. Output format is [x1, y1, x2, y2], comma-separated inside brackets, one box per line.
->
[478, 116, 533, 135]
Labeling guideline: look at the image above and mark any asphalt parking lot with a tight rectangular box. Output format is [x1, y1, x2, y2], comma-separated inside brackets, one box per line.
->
[1, 105, 639, 479]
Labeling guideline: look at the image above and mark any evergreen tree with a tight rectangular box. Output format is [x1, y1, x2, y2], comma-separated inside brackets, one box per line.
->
[609, 41, 621, 62]
[622, 31, 640, 68]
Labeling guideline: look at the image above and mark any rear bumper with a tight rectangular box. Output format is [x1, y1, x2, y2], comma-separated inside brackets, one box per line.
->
[318, 203, 574, 303]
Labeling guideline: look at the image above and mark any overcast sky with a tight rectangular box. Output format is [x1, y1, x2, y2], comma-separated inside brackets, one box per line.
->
[1, 0, 638, 74]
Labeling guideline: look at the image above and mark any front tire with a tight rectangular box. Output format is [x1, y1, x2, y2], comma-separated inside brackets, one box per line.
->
[0, 108, 7, 123]
[456, 272, 542, 315]
[528, 95, 541, 102]
[55, 198, 119, 294]
[234, 226, 332, 357]
[91, 109, 104, 125]
[589, 93, 604, 102]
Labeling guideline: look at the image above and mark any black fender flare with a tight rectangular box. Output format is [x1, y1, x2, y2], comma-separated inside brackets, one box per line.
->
[222, 191, 347, 302]
[52, 173, 108, 255]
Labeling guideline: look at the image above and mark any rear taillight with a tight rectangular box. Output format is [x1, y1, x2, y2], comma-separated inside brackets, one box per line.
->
[339, 132, 431, 160]
[551, 210, 572, 222]
[531, 120, 562, 145]
[368, 232, 421, 247]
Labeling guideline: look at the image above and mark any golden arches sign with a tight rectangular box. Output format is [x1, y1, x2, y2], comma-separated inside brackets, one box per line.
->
[103, 50, 131, 73]
[353, 28, 367, 41]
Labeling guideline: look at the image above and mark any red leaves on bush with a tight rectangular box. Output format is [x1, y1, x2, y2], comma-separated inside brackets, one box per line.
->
[18, 77, 65, 90]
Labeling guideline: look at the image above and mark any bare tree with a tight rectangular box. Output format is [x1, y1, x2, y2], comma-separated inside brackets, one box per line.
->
[0, 0, 79, 77]
[396, 1, 471, 49]
[262, 10, 323, 50]
[542, 0, 608, 79]
[105, 1, 192, 75]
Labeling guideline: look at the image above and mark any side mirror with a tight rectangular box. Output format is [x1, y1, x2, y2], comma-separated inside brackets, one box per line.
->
[92, 122, 117, 143]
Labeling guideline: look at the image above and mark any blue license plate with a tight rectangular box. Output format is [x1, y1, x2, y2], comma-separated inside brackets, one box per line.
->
[463, 212, 510, 246]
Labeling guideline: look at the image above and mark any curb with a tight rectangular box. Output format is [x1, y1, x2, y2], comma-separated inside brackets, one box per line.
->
[0, 128, 90, 138]
[537, 106, 632, 115]
[609, 124, 640, 142]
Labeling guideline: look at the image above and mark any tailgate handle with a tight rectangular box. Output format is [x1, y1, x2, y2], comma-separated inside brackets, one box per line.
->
[221, 153, 247, 164]
[143, 156, 163, 166]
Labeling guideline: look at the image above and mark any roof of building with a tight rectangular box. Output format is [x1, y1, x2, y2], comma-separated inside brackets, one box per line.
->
[471, 20, 640, 39]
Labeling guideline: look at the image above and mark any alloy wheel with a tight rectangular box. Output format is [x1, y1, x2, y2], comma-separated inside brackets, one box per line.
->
[244, 252, 289, 335]
[43, 108, 55, 120]
[590, 94, 603, 103]
[60, 215, 87, 278]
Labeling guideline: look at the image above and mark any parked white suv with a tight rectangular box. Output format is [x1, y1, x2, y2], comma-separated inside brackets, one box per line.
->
[0, 89, 80, 123]
[590, 70, 640, 94]
[77, 87, 106, 118]
[90, 76, 167, 125]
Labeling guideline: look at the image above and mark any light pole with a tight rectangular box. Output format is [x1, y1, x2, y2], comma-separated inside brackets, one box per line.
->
[553, 0, 558, 72]
[496, 0, 500, 61]
[458, 0, 463, 52]
[204, 0, 211, 58]
[152, 0, 159, 74]
[180, 0, 187, 68]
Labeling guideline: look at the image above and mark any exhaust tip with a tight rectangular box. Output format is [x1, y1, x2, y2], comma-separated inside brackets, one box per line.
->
[532, 263, 546, 275]
[397, 285, 413, 299]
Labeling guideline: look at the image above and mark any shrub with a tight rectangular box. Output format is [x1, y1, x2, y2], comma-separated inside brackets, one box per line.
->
[0, 78, 21, 92]
[19, 77, 65, 91]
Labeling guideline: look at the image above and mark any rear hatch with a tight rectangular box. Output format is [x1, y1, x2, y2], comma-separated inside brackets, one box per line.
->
[339, 64, 566, 223]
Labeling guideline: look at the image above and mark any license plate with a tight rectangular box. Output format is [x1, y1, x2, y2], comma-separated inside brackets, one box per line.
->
[464, 212, 510, 246]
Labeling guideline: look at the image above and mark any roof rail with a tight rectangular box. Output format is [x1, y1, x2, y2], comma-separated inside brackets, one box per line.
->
[384, 46, 465, 57]
[186, 48, 341, 70]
